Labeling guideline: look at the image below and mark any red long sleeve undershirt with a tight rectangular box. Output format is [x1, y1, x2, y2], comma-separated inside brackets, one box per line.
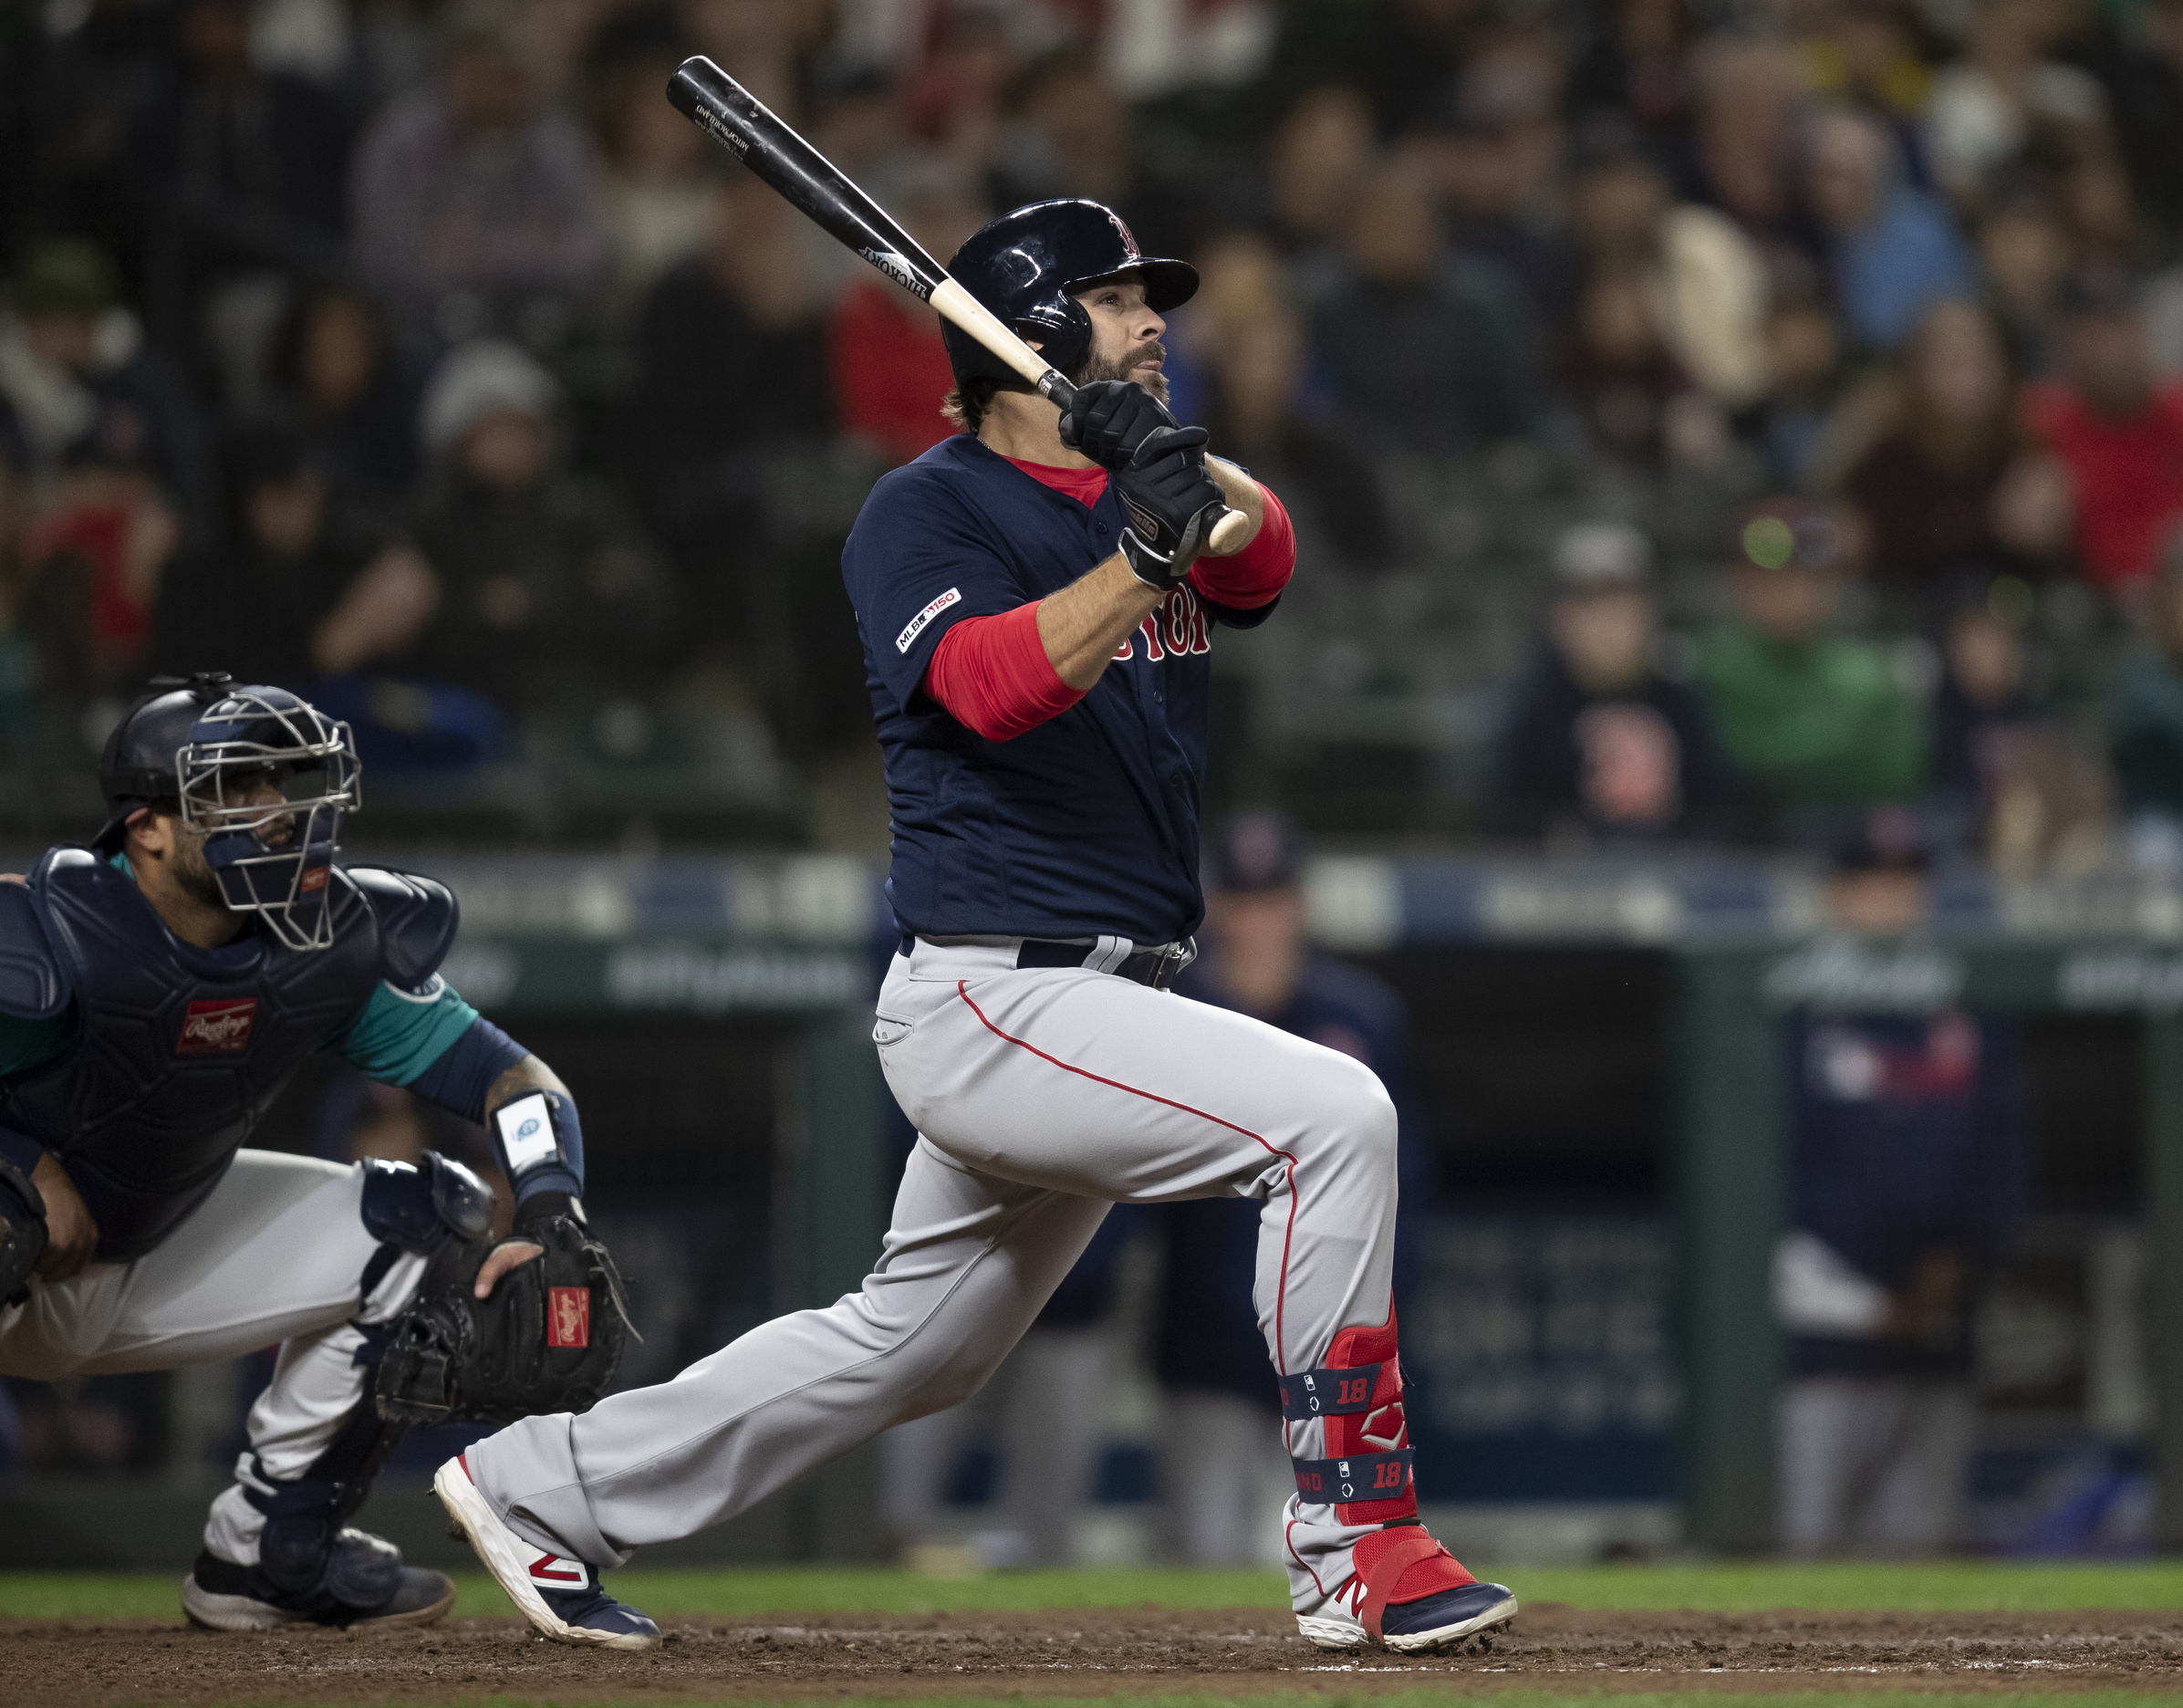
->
[922, 460, 1296, 742]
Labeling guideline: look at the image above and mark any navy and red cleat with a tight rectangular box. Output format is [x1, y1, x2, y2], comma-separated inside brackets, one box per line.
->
[1296, 1524, 1517, 1652]
[432, 1454, 660, 1651]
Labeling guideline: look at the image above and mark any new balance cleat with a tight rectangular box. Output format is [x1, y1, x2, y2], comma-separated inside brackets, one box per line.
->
[1296, 1525, 1516, 1653]
[433, 1454, 660, 1650]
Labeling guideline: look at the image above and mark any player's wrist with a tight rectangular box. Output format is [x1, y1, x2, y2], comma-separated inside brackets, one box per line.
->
[513, 1188, 582, 1234]
[1118, 528, 1193, 590]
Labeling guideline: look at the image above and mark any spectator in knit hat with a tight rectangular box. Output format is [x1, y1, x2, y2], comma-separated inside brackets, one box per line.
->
[0, 239, 212, 531]
[1489, 522, 1741, 840]
[406, 338, 672, 716]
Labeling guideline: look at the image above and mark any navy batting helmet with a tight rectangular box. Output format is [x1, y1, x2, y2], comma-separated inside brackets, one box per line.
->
[941, 200, 1198, 388]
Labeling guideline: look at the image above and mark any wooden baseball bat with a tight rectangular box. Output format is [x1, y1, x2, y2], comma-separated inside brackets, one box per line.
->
[665, 56, 1250, 556]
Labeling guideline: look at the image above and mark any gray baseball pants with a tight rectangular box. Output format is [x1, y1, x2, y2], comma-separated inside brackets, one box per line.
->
[0, 1151, 425, 1565]
[466, 935, 1406, 1611]
[1777, 1376, 1977, 1556]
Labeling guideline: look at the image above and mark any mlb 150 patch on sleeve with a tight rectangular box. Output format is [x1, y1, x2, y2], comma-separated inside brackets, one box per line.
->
[897, 587, 962, 653]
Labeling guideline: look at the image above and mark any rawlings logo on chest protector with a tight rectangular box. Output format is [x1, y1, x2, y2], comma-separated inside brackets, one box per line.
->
[176, 997, 257, 1055]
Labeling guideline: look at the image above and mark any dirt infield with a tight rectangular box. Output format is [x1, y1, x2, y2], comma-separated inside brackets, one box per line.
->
[10, 1603, 2183, 1703]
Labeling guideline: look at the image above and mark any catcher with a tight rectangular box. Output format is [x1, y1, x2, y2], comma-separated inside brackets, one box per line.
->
[0, 675, 628, 1631]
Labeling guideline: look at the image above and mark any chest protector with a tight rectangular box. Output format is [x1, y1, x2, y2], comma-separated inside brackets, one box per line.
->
[0, 849, 456, 1260]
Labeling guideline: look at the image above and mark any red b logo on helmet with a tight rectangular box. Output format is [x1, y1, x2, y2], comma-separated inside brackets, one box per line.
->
[1107, 211, 1141, 262]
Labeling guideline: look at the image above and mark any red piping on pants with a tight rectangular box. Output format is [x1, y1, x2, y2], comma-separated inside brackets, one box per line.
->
[952, 980, 1303, 1372]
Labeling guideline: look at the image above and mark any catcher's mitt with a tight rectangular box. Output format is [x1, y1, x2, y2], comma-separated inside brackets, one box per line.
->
[375, 1213, 635, 1426]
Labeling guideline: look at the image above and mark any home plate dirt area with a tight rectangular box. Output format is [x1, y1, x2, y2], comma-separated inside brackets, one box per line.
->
[11, 1604, 2183, 1703]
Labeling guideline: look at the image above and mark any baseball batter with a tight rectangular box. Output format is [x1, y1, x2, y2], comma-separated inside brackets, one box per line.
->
[0, 675, 620, 1631]
[438, 201, 1517, 1654]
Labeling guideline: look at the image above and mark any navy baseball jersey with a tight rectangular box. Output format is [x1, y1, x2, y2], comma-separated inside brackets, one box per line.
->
[841, 434, 1276, 944]
[1785, 1009, 2027, 1378]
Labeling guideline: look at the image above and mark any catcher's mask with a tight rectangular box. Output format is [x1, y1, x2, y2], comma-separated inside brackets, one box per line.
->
[176, 686, 362, 951]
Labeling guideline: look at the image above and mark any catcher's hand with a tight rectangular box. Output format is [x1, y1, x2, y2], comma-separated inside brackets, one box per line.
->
[473, 1237, 543, 1297]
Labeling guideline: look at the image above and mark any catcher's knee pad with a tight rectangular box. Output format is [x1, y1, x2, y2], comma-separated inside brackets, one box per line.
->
[1284, 1299, 1416, 1526]
[359, 1151, 494, 1255]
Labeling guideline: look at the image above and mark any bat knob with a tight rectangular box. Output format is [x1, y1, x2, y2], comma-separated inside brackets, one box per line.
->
[1208, 507, 1252, 556]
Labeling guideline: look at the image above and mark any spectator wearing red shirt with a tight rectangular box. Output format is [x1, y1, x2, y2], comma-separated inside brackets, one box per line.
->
[2024, 274, 2183, 593]
[828, 161, 986, 466]
[829, 281, 961, 465]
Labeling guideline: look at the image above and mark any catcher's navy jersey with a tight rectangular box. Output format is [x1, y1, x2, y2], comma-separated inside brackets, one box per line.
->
[843, 434, 1273, 944]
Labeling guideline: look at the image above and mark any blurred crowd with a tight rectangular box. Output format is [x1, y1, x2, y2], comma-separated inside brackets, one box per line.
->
[5, 0, 2183, 859]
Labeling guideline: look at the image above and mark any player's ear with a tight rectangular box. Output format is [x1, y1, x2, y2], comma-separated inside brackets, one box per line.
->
[127, 805, 173, 859]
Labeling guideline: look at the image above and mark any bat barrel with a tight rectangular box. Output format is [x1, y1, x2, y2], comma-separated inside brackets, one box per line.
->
[668, 57, 947, 302]
[667, 57, 1252, 557]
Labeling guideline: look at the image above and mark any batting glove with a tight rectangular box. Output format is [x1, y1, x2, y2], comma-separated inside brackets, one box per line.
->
[1060, 380, 1201, 471]
[1112, 425, 1224, 590]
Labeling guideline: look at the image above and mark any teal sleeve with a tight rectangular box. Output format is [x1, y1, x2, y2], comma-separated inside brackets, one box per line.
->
[0, 1008, 75, 1080]
[328, 977, 482, 1088]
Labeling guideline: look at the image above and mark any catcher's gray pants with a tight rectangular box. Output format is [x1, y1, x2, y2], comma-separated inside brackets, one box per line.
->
[0, 1151, 425, 1566]
[468, 935, 1405, 1613]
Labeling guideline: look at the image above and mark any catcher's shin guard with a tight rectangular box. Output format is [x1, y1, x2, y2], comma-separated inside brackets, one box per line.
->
[185, 1395, 452, 1630]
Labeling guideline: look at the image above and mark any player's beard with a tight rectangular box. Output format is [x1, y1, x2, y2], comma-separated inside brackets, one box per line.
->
[1072, 339, 1169, 404]
[168, 827, 233, 912]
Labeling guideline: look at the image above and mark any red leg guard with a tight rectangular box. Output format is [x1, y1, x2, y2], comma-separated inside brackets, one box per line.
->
[1323, 1299, 1416, 1526]
[1319, 1299, 1480, 1619]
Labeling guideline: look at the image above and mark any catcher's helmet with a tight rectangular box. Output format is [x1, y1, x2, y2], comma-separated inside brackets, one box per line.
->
[95, 672, 241, 846]
[95, 675, 362, 952]
[941, 200, 1198, 388]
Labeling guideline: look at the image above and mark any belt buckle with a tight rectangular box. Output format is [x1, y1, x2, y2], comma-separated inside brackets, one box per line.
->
[1151, 941, 1188, 991]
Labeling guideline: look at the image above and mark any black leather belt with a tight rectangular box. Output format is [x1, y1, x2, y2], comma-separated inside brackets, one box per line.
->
[1015, 937, 1195, 991]
[894, 933, 1195, 991]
